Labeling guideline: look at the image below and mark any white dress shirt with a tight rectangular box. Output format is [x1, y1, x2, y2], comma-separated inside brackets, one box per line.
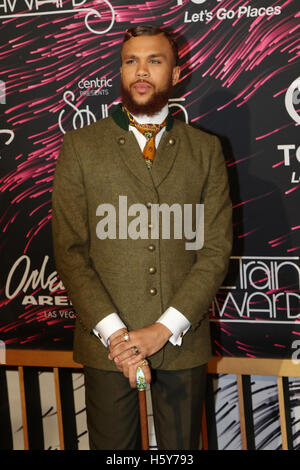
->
[93, 105, 191, 347]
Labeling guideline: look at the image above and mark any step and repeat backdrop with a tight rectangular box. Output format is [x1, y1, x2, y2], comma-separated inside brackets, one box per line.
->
[0, 0, 299, 358]
[0, 0, 299, 451]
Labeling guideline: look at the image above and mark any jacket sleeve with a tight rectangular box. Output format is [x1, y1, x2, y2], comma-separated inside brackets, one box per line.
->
[51, 131, 118, 333]
[168, 135, 232, 330]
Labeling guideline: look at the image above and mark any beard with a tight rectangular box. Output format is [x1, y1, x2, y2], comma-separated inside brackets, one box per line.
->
[120, 78, 174, 116]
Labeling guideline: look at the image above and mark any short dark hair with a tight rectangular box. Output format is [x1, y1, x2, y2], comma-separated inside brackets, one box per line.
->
[122, 25, 179, 66]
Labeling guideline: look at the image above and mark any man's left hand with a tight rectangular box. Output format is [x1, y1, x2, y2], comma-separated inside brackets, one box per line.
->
[108, 323, 172, 367]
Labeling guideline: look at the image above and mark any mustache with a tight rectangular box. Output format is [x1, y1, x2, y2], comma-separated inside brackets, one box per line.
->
[131, 79, 153, 87]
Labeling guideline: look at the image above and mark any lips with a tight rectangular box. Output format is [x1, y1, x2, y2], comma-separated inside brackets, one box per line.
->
[133, 81, 152, 93]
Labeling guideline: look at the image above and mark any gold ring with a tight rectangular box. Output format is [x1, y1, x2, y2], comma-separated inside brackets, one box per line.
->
[122, 331, 129, 342]
[133, 345, 139, 355]
[140, 359, 148, 367]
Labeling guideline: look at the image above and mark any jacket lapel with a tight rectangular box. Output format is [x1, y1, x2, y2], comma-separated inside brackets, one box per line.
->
[115, 130, 154, 188]
[112, 104, 180, 189]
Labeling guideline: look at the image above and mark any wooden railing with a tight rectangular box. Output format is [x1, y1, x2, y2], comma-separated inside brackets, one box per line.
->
[1, 350, 299, 450]
[205, 357, 300, 451]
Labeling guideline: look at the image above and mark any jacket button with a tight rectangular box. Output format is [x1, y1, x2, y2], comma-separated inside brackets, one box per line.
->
[168, 138, 175, 145]
[149, 287, 157, 295]
[147, 244, 155, 251]
[148, 266, 156, 274]
[118, 137, 125, 145]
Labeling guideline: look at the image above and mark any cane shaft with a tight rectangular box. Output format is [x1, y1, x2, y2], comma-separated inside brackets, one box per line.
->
[138, 390, 149, 450]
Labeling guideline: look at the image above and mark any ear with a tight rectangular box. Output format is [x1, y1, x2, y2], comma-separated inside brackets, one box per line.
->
[172, 65, 180, 86]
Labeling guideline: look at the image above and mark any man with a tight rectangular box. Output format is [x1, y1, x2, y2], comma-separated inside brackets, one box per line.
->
[52, 25, 232, 450]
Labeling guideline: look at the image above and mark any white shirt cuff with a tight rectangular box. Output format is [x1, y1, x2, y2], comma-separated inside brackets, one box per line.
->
[93, 313, 127, 347]
[156, 307, 191, 346]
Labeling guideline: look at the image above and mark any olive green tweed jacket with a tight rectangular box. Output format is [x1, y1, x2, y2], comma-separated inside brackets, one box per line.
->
[51, 105, 232, 370]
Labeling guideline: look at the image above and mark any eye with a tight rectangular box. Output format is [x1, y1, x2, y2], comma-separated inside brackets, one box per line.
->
[125, 59, 136, 64]
[150, 59, 161, 64]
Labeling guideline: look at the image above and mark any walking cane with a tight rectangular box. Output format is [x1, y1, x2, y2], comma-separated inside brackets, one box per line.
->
[136, 366, 149, 450]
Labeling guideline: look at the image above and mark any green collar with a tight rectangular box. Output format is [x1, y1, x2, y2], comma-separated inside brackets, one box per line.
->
[111, 103, 174, 132]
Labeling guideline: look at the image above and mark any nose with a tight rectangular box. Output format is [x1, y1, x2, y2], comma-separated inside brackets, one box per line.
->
[136, 61, 150, 79]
